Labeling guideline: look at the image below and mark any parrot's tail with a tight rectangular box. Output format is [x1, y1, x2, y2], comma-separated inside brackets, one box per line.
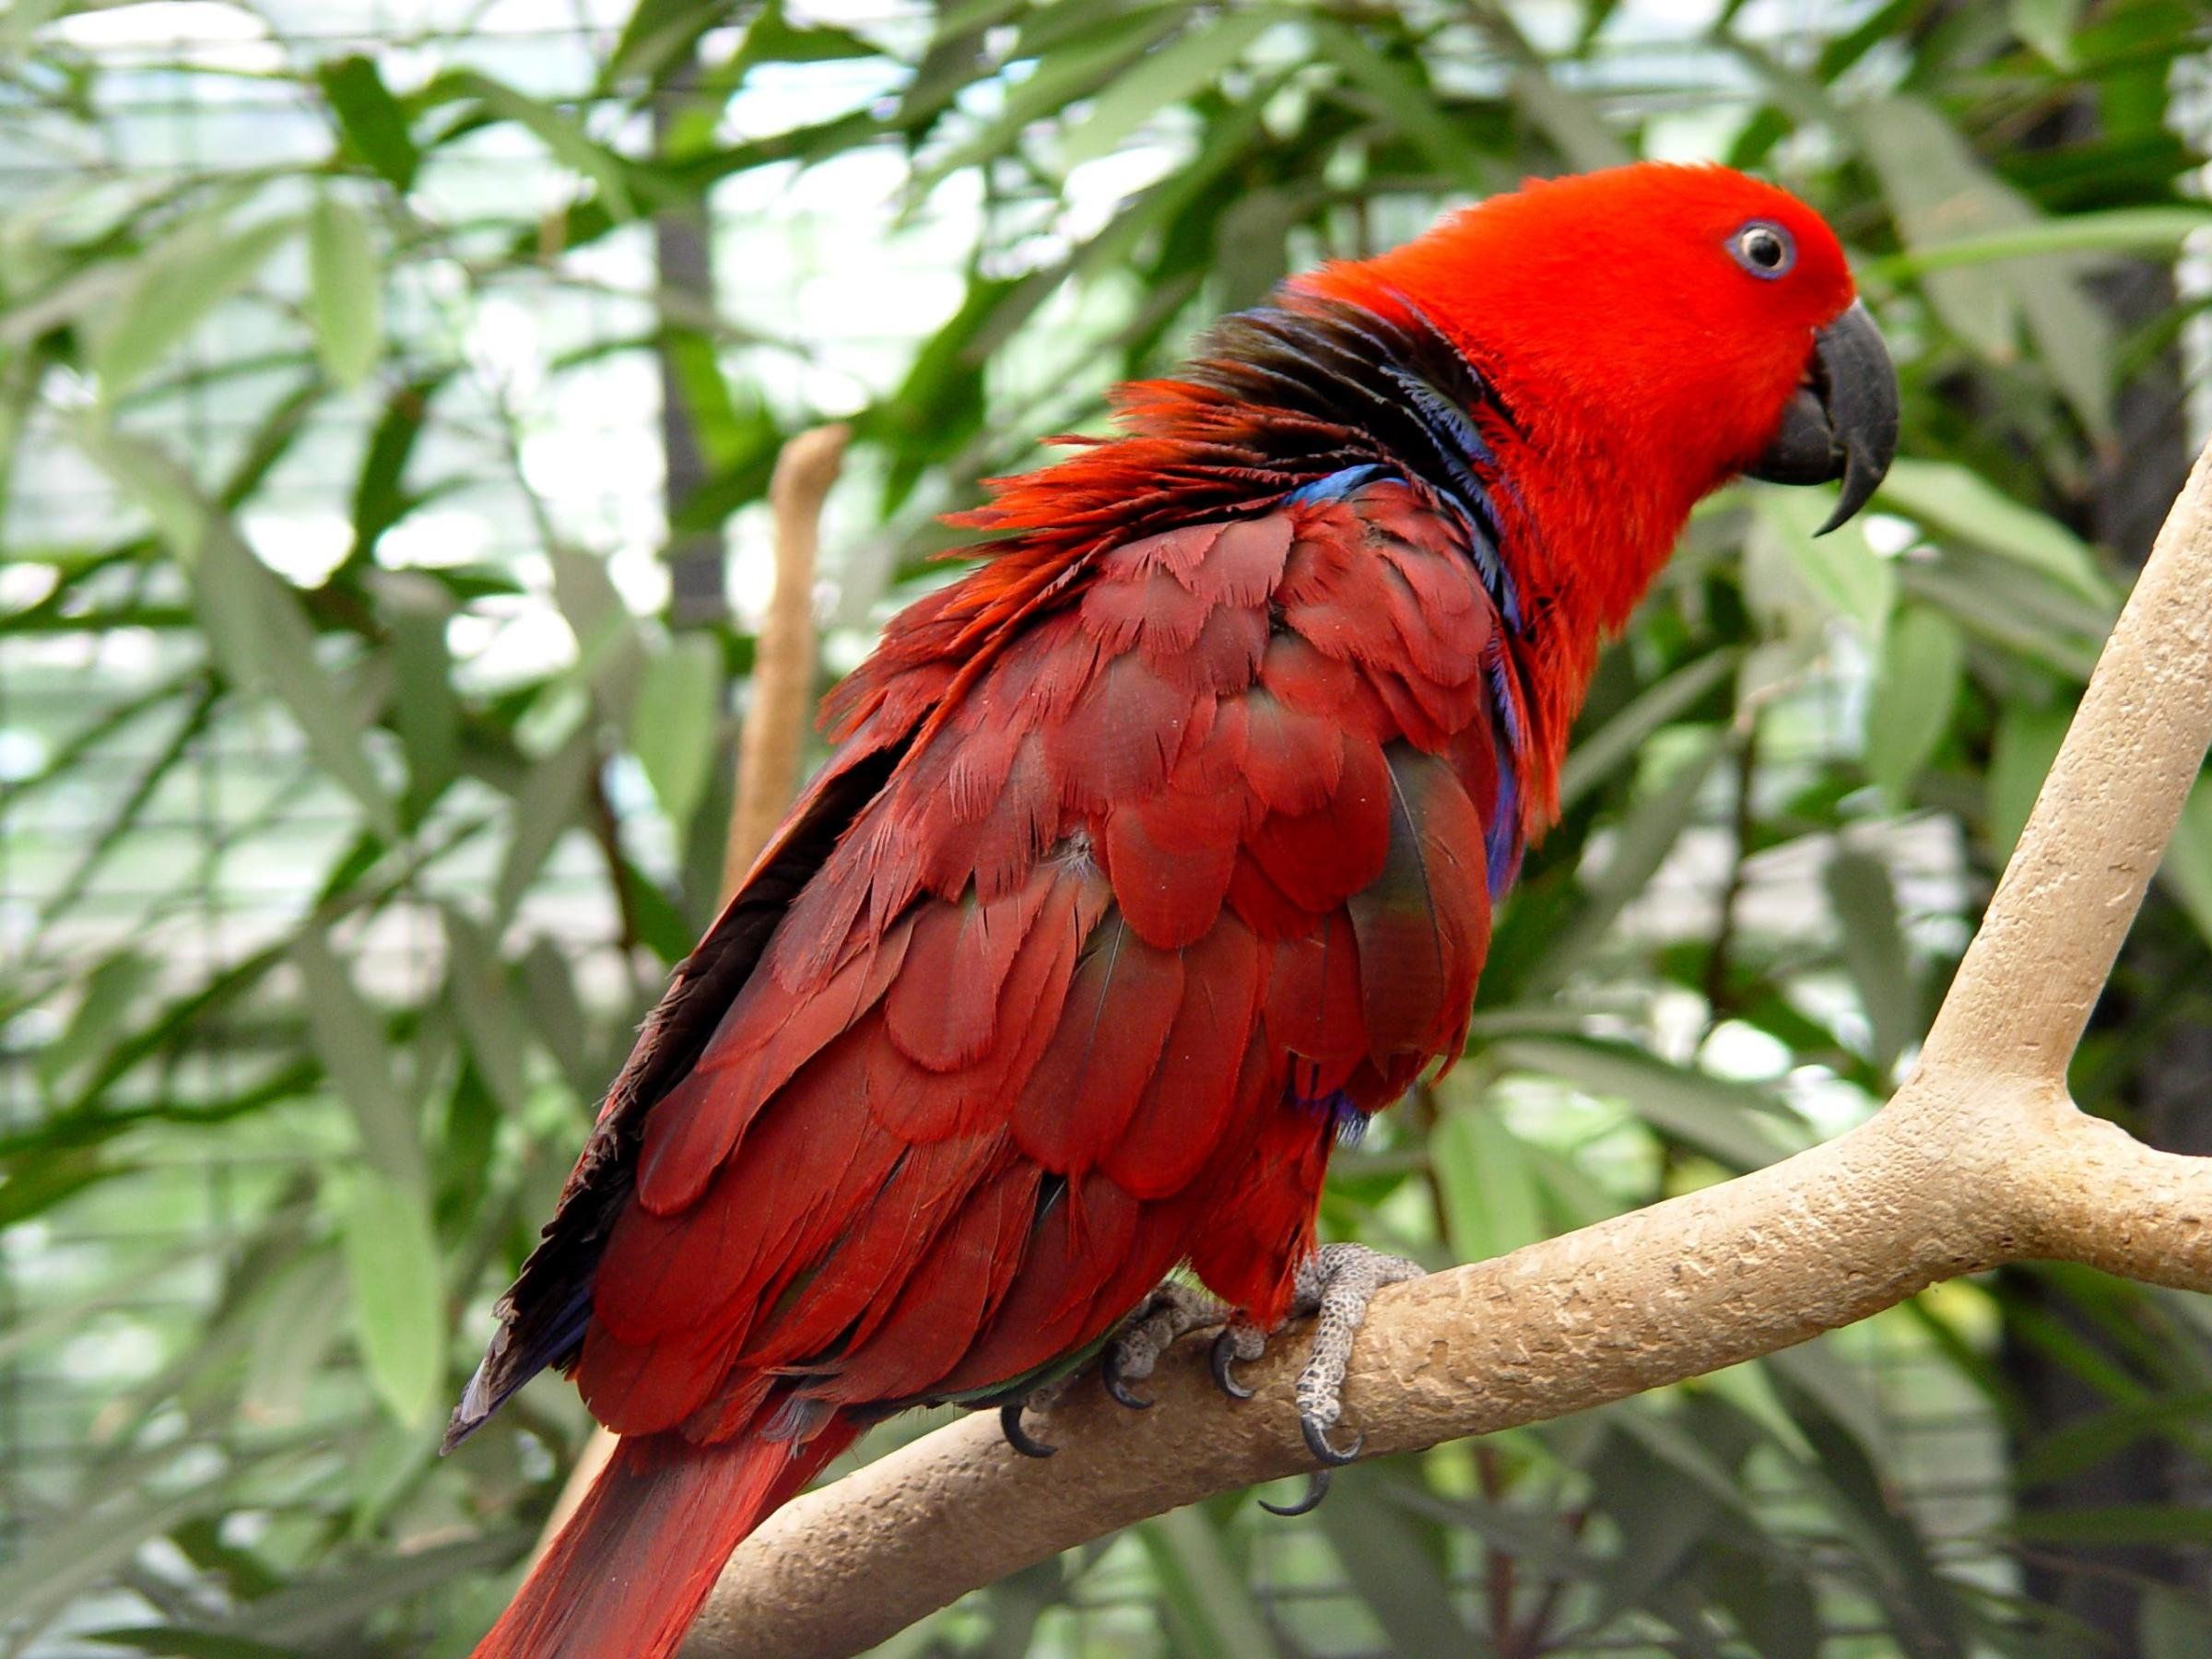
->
[471, 1416, 858, 1659]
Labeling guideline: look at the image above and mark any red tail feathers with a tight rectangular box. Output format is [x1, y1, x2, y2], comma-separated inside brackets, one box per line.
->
[472, 1420, 857, 1659]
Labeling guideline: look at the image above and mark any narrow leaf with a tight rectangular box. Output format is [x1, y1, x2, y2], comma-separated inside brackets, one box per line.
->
[1864, 605, 1963, 806]
[306, 194, 382, 390]
[339, 1165, 445, 1426]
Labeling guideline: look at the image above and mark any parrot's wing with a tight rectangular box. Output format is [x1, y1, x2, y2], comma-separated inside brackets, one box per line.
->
[459, 479, 1528, 1446]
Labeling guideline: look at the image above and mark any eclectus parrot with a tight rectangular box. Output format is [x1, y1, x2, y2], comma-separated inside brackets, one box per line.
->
[451, 162, 1898, 1657]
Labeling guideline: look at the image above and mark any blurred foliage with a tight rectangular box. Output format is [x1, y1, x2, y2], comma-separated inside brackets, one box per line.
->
[4, 0, 2212, 1654]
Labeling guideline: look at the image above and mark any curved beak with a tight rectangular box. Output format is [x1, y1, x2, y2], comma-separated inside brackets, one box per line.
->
[1745, 300, 1900, 535]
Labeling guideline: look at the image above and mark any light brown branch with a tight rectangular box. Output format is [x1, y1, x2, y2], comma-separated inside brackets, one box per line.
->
[725, 422, 850, 892]
[677, 440, 2212, 1657]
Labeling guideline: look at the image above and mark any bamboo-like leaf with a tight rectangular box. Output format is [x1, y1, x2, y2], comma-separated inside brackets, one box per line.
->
[1864, 605, 1963, 806]
[90, 212, 300, 400]
[1058, 11, 1269, 167]
[1879, 458, 2110, 605]
[1490, 1036, 1797, 1170]
[1754, 486, 1894, 650]
[292, 931, 422, 1189]
[630, 632, 724, 835]
[443, 906, 531, 1117]
[494, 720, 597, 925]
[1135, 1509, 1281, 1659]
[1987, 701, 2074, 862]
[1824, 848, 1920, 1073]
[1432, 1102, 1545, 1262]
[78, 427, 398, 838]
[306, 194, 382, 389]
[1558, 648, 1739, 812]
[317, 54, 420, 189]
[1317, 1474, 1489, 1657]
[338, 1164, 445, 1426]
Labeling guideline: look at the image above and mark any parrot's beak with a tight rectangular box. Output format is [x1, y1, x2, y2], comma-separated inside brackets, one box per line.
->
[1745, 300, 1900, 535]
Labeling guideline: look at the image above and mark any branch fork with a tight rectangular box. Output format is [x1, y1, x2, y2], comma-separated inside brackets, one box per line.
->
[674, 441, 2212, 1657]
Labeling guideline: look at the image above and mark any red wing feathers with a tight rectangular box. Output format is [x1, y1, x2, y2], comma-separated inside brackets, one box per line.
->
[488, 478, 1524, 1469]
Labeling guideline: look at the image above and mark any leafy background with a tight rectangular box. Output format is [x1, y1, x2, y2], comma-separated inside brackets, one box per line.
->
[4, 0, 2212, 1653]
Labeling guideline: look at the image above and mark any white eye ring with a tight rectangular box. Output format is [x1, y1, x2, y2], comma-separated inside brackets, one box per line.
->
[1731, 220, 1794, 280]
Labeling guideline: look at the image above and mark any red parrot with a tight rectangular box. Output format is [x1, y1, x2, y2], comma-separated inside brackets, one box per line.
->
[450, 161, 1896, 1657]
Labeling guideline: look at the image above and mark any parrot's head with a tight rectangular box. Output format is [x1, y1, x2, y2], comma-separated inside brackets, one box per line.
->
[1324, 162, 1897, 602]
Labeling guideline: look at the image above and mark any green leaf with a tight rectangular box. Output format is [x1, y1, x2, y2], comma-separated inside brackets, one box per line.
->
[90, 213, 300, 400]
[78, 428, 398, 839]
[631, 633, 724, 834]
[1312, 21, 1490, 193]
[1753, 487, 1894, 649]
[1875, 206, 2212, 277]
[2008, 1505, 2212, 1547]
[1986, 701, 2073, 863]
[552, 545, 644, 707]
[2011, 0, 2082, 65]
[495, 721, 597, 925]
[1059, 12, 1270, 167]
[2157, 780, 2212, 952]
[1559, 648, 1740, 812]
[1532, 734, 1723, 992]
[36, 948, 156, 1097]
[1134, 1510, 1279, 1659]
[1863, 605, 1963, 806]
[1825, 849, 1920, 1073]
[371, 570, 460, 811]
[442, 908, 531, 1118]
[1856, 95, 2112, 437]
[317, 54, 420, 189]
[1878, 459, 2109, 604]
[305, 194, 381, 390]
[338, 1165, 445, 1427]
[1489, 1036, 1796, 1171]
[427, 70, 636, 221]
[1432, 1102, 1544, 1263]
[292, 932, 422, 1189]
[1318, 1475, 1489, 1657]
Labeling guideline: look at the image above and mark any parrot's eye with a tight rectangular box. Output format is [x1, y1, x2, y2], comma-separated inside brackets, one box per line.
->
[1730, 221, 1794, 279]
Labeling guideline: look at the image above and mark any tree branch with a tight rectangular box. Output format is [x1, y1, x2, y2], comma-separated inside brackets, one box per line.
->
[682, 442, 2212, 1658]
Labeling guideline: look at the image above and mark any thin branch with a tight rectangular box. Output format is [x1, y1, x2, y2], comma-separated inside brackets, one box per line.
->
[678, 441, 2212, 1657]
[726, 422, 849, 891]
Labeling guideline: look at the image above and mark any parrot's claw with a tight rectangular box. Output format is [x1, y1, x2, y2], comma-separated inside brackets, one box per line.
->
[1255, 1242, 1422, 1515]
[1000, 1399, 1057, 1459]
[1100, 1280, 1230, 1410]
[1301, 1414, 1363, 1465]
[1209, 1321, 1265, 1401]
[1100, 1347, 1152, 1411]
[1260, 1470, 1331, 1518]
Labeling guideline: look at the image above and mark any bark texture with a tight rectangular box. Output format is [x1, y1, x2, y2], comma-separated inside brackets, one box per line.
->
[670, 439, 2212, 1658]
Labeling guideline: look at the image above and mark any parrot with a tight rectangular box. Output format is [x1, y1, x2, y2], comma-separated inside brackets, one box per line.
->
[447, 160, 1898, 1658]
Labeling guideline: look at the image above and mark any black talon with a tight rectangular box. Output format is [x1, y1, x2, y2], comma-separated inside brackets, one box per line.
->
[1210, 1330, 1254, 1401]
[1300, 1415, 1362, 1467]
[1101, 1349, 1153, 1411]
[1001, 1400, 1056, 1458]
[1260, 1469, 1331, 1518]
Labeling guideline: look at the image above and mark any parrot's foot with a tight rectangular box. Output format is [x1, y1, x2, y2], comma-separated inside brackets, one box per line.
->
[1230, 1243, 1424, 1518]
[1100, 1281, 1231, 1409]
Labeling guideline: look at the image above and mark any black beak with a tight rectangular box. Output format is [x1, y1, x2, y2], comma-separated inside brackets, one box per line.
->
[1745, 300, 1899, 535]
